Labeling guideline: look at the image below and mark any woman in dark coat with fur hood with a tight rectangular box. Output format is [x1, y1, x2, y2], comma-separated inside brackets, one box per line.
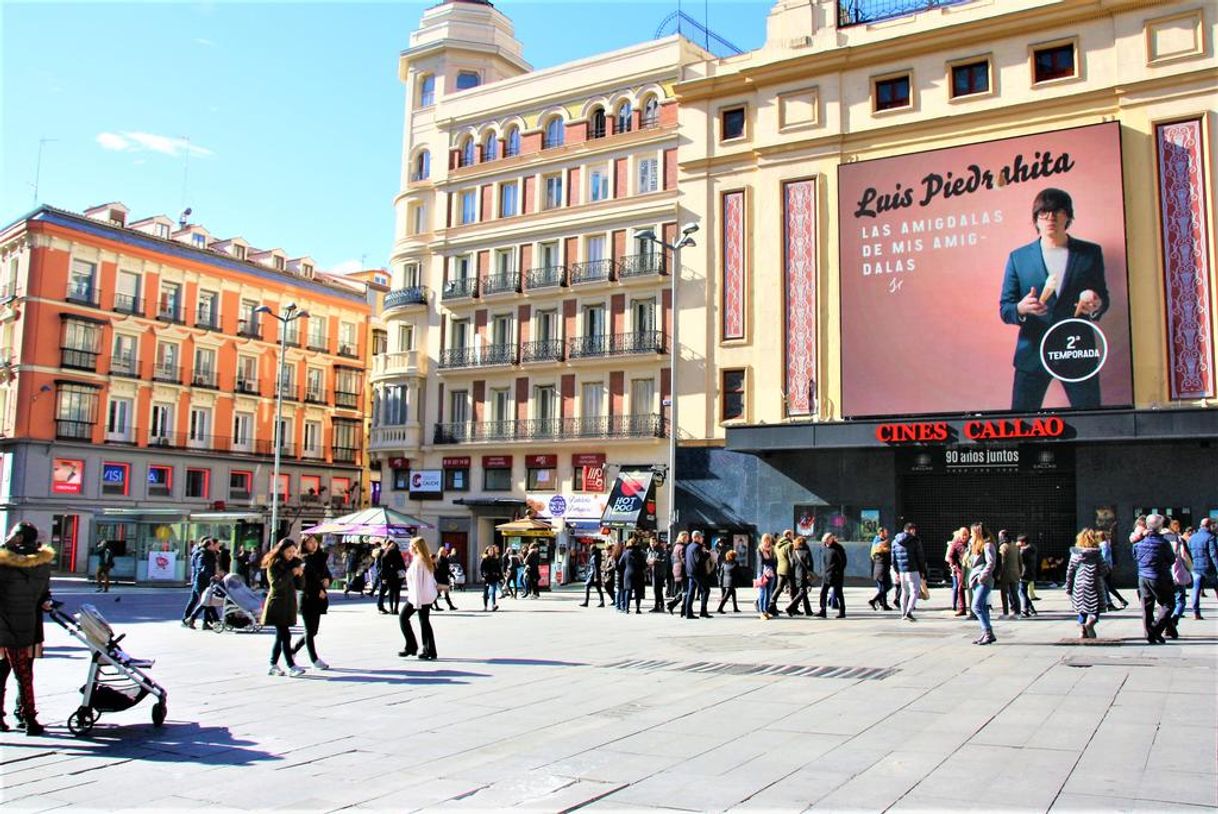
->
[0, 522, 54, 735]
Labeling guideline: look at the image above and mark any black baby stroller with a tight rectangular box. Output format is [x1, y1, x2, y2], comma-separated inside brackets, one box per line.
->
[211, 573, 264, 633]
[48, 602, 168, 736]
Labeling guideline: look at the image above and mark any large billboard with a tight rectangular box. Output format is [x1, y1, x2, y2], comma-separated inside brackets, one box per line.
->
[838, 123, 1132, 417]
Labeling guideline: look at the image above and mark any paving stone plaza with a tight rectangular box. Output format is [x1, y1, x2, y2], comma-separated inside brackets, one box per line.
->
[2, 580, 1215, 813]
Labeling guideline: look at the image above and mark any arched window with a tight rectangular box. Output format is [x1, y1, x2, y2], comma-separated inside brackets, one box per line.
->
[590, 107, 606, 139]
[544, 116, 564, 149]
[483, 133, 497, 161]
[616, 101, 632, 134]
[414, 149, 430, 181]
[505, 126, 521, 157]
[642, 96, 660, 128]
[461, 137, 475, 167]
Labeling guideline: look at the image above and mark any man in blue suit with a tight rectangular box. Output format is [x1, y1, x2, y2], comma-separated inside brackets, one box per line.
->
[999, 188, 1109, 411]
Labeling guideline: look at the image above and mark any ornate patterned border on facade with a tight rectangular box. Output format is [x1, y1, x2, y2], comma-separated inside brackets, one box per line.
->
[783, 179, 817, 416]
[722, 190, 746, 341]
[1156, 118, 1214, 400]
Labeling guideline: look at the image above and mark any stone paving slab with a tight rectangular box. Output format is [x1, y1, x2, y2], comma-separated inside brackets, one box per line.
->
[1, 582, 1215, 812]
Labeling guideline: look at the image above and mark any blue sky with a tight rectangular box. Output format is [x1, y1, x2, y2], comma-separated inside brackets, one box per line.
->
[1, 1, 770, 274]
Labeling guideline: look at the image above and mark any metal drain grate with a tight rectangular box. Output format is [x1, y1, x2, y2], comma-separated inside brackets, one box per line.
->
[600, 658, 897, 681]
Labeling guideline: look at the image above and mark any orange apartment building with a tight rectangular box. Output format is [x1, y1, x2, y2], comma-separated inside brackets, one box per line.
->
[0, 202, 370, 581]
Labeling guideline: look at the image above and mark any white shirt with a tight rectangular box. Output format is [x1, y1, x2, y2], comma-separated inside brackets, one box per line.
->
[1041, 243, 1069, 298]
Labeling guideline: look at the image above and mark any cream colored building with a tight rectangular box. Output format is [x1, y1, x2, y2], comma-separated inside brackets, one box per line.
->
[372, 0, 713, 579]
[673, 0, 1217, 569]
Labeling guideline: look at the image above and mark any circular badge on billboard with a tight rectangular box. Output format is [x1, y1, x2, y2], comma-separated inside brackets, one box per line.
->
[1038, 318, 1108, 383]
[548, 495, 567, 517]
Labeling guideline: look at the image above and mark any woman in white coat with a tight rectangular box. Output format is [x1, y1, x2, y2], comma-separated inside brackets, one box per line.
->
[400, 538, 439, 660]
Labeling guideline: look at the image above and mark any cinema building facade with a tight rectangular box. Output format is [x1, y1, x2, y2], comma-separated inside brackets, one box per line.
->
[672, 0, 1217, 579]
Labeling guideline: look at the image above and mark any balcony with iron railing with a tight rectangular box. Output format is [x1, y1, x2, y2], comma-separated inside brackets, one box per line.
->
[153, 363, 181, 384]
[567, 330, 665, 360]
[307, 335, 328, 352]
[617, 253, 665, 279]
[56, 419, 94, 441]
[441, 278, 477, 301]
[236, 376, 260, 395]
[304, 387, 328, 405]
[237, 319, 262, 339]
[331, 446, 361, 464]
[433, 413, 666, 445]
[277, 381, 300, 402]
[157, 303, 184, 324]
[640, 114, 660, 130]
[110, 356, 139, 378]
[60, 346, 99, 372]
[371, 350, 427, 380]
[481, 272, 520, 296]
[384, 286, 429, 311]
[569, 258, 614, 285]
[335, 390, 360, 409]
[439, 344, 515, 370]
[191, 368, 218, 389]
[525, 265, 566, 290]
[195, 305, 220, 330]
[338, 343, 358, 359]
[113, 293, 141, 315]
[65, 285, 98, 307]
[520, 338, 564, 364]
[837, 0, 967, 26]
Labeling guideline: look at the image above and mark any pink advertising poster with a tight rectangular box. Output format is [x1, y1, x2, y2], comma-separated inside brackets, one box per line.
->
[838, 122, 1132, 417]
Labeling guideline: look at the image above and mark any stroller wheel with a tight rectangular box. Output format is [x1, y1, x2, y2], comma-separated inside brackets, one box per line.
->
[151, 701, 167, 727]
[68, 706, 96, 736]
[212, 621, 226, 634]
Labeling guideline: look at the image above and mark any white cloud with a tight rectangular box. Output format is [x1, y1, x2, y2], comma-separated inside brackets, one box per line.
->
[194, 37, 216, 47]
[94, 130, 213, 158]
[327, 259, 364, 276]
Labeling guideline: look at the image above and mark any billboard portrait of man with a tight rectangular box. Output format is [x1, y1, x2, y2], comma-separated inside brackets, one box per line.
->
[999, 187, 1109, 410]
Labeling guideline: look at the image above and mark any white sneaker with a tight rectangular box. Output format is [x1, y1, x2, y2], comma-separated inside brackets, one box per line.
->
[289, 665, 307, 677]
[267, 665, 285, 676]
[311, 658, 330, 670]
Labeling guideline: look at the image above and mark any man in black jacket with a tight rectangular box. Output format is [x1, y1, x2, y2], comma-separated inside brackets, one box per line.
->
[786, 537, 815, 616]
[817, 534, 848, 618]
[580, 543, 605, 607]
[681, 532, 712, 619]
[647, 537, 668, 613]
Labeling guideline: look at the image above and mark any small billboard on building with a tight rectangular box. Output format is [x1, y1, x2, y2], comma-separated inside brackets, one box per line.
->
[600, 470, 657, 530]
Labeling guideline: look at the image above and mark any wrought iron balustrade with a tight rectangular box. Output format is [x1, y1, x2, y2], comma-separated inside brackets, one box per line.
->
[569, 258, 614, 285]
[567, 330, 665, 359]
[520, 339, 564, 363]
[617, 253, 665, 278]
[525, 265, 566, 289]
[441, 278, 477, 301]
[385, 286, 428, 309]
[481, 272, 520, 296]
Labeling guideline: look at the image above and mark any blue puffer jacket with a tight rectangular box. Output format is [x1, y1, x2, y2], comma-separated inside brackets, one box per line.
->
[1132, 533, 1174, 582]
[891, 532, 926, 575]
[1187, 527, 1217, 574]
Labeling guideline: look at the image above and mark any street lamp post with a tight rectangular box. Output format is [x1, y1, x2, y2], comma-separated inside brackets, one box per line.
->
[253, 302, 310, 546]
[637, 224, 698, 546]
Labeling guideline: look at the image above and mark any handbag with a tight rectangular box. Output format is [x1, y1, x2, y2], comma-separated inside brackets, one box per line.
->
[752, 576, 766, 589]
[919, 582, 930, 601]
[1171, 556, 1193, 587]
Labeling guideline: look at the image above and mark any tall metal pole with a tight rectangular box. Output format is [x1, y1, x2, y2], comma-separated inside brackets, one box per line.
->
[269, 319, 287, 546]
[668, 243, 680, 548]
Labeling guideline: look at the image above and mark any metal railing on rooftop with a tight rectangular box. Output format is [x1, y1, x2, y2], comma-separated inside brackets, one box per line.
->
[837, 0, 968, 27]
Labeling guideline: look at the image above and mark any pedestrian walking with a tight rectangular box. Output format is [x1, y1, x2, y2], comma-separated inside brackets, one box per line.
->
[683, 532, 712, 619]
[622, 536, 647, 614]
[292, 536, 331, 669]
[367, 547, 383, 598]
[183, 538, 221, 629]
[716, 550, 741, 613]
[817, 533, 847, 618]
[480, 545, 502, 611]
[601, 542, 618, 607]
[379, 540, 405, 615]
[503, 546, 521, 599]
[580, 543, 605, 607]
[666, 532, 687, 613]
[648, 537, 667, 613]
[787, 537, 815, 616]
[892, 523, 927, 621]
[944, 528, 969, 615]
[343, 545, 361, 598]
[756, 533, 777, 620]
[1065, 529, 1108, 639]
[770, 530, 796, 616]
[1169, 529, 1192, 624]
[94, 540, 115, 593]
[1187, 518, 1216, 619]
[1017, 534, 1039, 616]
[433, 546, 459, 610]
[399, 538, 438, 660]
[614, 542, 629, 612]
[0, 522, 53, 735]
[524, 544, 541, 598]
[968, 522, 998, 645]
[997, 530, 1023, 616]
[1133, 514, 1178, 644]
[1098, 532, 1128, 611]
[869, 533, 893, 611]
[261, 539, 306, 676]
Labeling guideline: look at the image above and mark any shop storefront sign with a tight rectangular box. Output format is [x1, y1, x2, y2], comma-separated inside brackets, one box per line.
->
[388, 457, 409, 470]
[525, 454, 557, 468]
[409, 470, 443, 494]
[876, 415, 1066, 445]
[527, 492, 608, 520]
[442, 456, 471, 469]
[601, 471, 657, 529]
[482, 455, 512, 469]
[146, 551, 177, 580]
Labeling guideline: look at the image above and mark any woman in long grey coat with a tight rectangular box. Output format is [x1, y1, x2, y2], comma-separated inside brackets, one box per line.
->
[1066, 529, 1109, 639]
[261, 539, 305, 676]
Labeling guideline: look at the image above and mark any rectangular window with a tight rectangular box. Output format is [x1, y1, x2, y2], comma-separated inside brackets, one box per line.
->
[582, 382, 605, 418]
[148, 465, 173, 497]
[484, 466, 512, 491]
[112, 334, 138, 376]
[185, 468, 209, 499]
[491, 388, 512, 424]
[589, 168, 610, 202]
[631, 378, 655, 416]
[155, 341, 180, 381]
[150, 403, 174, 444]
[409, 202, 426, 235]
[68, 259, 96, 303]
[397, 324, 414, 352]
[300, 475, 322, 502]
[115, 270, 141, 313]
[381, 385, 409, 425]
[874, 75, 911, 111]
[444, 468, 469, 491]
[461, 190, 478, 224]
[331, 477, 350, 506]
[722, 369, 746, 421]
[418, 74, 435, 107]
[544, 174, 563, 209]
[449, 389, 469, 424]
[233, 412, 253, 450]
[303, 421, 322, 455]
[586, 235, 606, 262]
[306, 368, 324, 401]
[55, 383, 99, 441]
[188, 407, 211, 445]
[101, 462, 129, 496]
[276, 474, 290, 502]
[951, 60, 990, 98]
[193, 347, 216, 387]
[527, 464, 555, 491]
[196, 289, 219, 327]
[721, 106, 746, 140]
[534, 385, 557, 423]
[638, 158, 659, 194]
[307, 317, 327, 350]
[1033, 42, 1076, 83]
[106, 397, 133, 442]
[339, 322, 357, 356]
[158, 281, 182, 321]
[500, 182, 519, 217]
[393, 469, 409, 491]
[230, 470, 252, 500]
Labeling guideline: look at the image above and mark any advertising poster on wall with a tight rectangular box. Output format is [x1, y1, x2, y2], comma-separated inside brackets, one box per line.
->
[838, 122, 1132, 417]
[52, 458, 84, 494]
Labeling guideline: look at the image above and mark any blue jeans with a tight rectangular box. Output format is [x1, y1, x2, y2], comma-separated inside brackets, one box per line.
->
[950, 574, 961, 611]
[1019, 580, 1035, 613]
[758, 581, 773, 615]
[1191, 572, 1210, 614]
[972, 583, 993, 632]
[483, 581, 499, 607]
[1173, 585, 1187, 619]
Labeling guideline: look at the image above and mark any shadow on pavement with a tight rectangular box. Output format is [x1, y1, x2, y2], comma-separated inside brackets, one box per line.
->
[443, 657, 589, 668]
[27, 722, 280, 766]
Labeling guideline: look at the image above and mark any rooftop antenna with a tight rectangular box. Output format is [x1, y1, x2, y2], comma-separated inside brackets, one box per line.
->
[31, 137, 59, 205]
[180, 135, 192, 212]
[179, 207, 192, 229]
[655, 9, 743, 56]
